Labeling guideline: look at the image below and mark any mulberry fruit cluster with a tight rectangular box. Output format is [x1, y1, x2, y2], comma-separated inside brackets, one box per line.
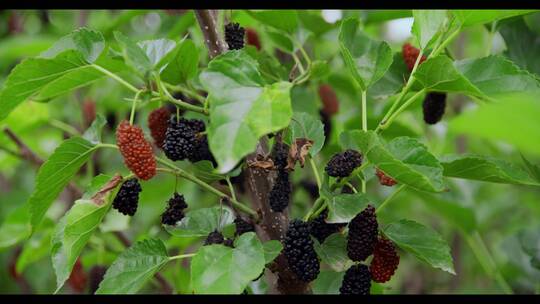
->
[346, 205, 378, 262]
[269, 170, 291, 212]
[402, 42, 427, 71]
[422, 92, 447, 125]
[225, 22, 245, 50]
[162, 116, 215, 165]
[204, 230, 225, 246]
[375, 168, 397, 187]
[283, 219, 320, 282]
[271, 141, 289, 170]
[234, 217, 255, 236]
[339, 264, 371, 295]
[370, 237, 400, 283]
[325, 149, 363, 178]
[161, 192, 188, 225]
[113, 178, 142, 216]
[116, 120, 157, 180]
[148, 107, 171, 148]
[308, 208, 346, 244]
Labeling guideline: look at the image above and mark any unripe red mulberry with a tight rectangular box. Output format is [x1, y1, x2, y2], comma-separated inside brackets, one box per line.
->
[402, 43, 426, 71]
[245, 27, 261, 50]
[370, 237, 400, 283]
[325, 149, 363, 178]
[375, 168, 397, 187]
[346, 205, 378, 262]
[283, 219, 320, 282]
[318, 84, 339, 116]
[113, 178, 141, 216]
[339, 264, 371, 295]
[116, 120, 157, 180]
[148, 107, 171, 148]
[225, 22, 245, 50]
[67, 259, 87, 293]
[161, 192, 188, 226]
[82, 99, 96, 128]
[269, 170, 291, 212]
[422, 92, 447, 125]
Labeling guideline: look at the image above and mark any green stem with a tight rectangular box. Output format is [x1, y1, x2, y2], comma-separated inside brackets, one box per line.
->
[49, 119, 80, 136]
[129, 90, 143, 125]
[98, 143, 118, 149]
[91, 64, 139, 93]
[163, 83, 206, 104]
[169, 253, 196, 260]
[292, 52, 306, 74]
[330, 161, 370, 191]
[309, 157, 322, 190]
[159, 81, 208, 115]
[225, 177, 237, 202]
[379, 89, 426, 132]
[156, 157, 257, 217]
[312, 201, 328, 218]
[361, 89, 367, 193]
[464, 232, 512, 294]
[375, 184, 406, 214]
[303, 197, 324, 221]
[345, 182, 358, 193]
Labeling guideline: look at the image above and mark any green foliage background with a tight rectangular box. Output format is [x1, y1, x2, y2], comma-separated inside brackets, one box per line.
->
[0, 9, 539, 294]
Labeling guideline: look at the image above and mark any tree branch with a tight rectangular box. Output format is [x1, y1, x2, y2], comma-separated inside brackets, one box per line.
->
[193, 10, 309, 294]
[194, 10, 228, 59]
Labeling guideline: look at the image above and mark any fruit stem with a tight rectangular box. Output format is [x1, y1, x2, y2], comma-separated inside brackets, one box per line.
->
[163, 83, 206, 105]
[91, 64, 139, 94]
[345, 182, 358, 193]
[158, 80, 209, 115]
[225, 177, 237, 202]
[303, 197, 325, 222]
[309, 157, 322, 190]
[98, 143, 118, 149]
[378, 89, 426, 132]
[156, 157, 258, 218]
[292, 52, 306, 75]
[129, 90, 143, 125]
[375, 184, 406, 214]
[168, 253, 196, 260]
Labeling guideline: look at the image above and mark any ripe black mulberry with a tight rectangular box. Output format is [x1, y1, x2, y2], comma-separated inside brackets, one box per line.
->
[162, 117, 200, 160]
[422, 92, 447, 125]
[112, 178, 142, 216]
[225, 22, 245, 50]
[308, 208, 346, 243]
[234, 217, 255, 236]
[204, 230, 225, 246]
[116, 120, 157, 180]
[269, 170, 291, 212]
[271, 141, 289, 170]
[339, 264, 371, 295]
[346, 204, 378, 262]
[283, 219, 320, 282]
[161, 192, 188, 225]
[325, 149, 363, 178]
[370, 237, 400, 283]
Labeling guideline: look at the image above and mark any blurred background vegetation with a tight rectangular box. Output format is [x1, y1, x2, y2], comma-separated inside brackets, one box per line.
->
[0, 9, 539, 294]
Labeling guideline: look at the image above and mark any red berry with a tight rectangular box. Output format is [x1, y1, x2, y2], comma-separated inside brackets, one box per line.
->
[116, 120, 157, 180]
[147, 107, 171, 149]
[375, 168, 397, 187]
[369, 237, 400, 283]
[67, 259, 87, 293]
[318, 84, 339, 116]
[402, 43, 426, 72]
[245, 27, 261, 50]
